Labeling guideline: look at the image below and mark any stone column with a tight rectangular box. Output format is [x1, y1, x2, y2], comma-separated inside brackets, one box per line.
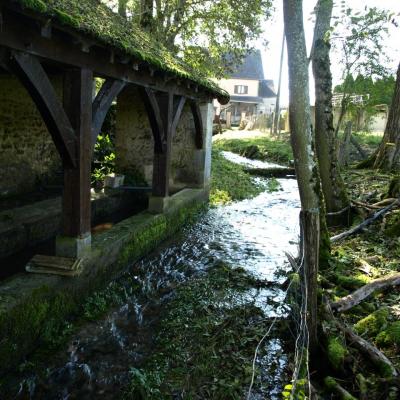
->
[191, 102, 214, 193]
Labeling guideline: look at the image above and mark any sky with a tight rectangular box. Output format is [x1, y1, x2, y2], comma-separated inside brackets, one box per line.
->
[261, 0, 400, 107]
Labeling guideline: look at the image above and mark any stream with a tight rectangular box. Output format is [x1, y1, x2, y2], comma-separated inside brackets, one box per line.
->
[10, 152, 300, 399]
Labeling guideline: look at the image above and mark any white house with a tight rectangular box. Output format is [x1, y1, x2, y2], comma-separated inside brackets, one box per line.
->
[214, 50, 277, 125]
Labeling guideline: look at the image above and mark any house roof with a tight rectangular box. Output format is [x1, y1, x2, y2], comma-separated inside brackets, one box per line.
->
[10, 0, 228, 101]
[259, 80, 276, 98]
[230, 50, 264, 80]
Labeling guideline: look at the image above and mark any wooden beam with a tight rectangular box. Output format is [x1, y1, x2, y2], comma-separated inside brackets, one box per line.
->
[92, 78, 126, 146]
[8, 50, 77, 167]
[140, 87, 164, 153]
[189, 101, 204, 149]
[62, 68, 93, 237]
[0, 8, 213, 102]
[171, 96, 186, 135]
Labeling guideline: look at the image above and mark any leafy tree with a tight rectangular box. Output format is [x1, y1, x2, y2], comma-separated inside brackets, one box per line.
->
[106, 0, 272, 77]
[330, 4, 394, 134]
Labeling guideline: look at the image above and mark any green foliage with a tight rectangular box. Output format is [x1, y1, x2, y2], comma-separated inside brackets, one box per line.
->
[210, 150, 263, 205]
[122, 0, 273, 78]
[92, 134, 116, 184]
[327, 336, 347, 369]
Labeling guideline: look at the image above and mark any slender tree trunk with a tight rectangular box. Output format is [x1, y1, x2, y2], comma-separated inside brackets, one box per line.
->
[284, 0, 321, 351]
[118, 0, 128, 17]
[140, 0, 154, 30]
[273, 32, 285, 135]
[374, 62, 400, 170]
[338, 121, 352, 166]
[312, 0, 350, 225]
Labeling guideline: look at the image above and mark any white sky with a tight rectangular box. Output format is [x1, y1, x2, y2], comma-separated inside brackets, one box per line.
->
[261, 0, 400, 107]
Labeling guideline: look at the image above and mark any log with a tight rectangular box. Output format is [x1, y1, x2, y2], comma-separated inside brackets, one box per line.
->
[324, 376, 357, 400]
[342, 324, 398, 378]
[323, 303, 398, 378]
[331, 271, 400, 312]
[331, 198, 400, 242]
[243, 167, 296, 178]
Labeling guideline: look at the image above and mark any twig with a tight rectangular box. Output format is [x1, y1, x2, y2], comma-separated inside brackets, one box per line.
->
[331, 198, 400, 242]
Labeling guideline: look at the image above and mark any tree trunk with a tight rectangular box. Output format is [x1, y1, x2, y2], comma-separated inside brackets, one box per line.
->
[118, 0, 128, 17]
[374, 62, 400, 170]
[284, 0, 321, 351]
[273, 33, 285, 135]
[140, 0, 154, 30]
[338, 121, 352, 166]
[312, 0, 350, 225]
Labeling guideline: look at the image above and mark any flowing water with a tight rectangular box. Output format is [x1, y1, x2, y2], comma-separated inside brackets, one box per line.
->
[10, 152, 300, 399]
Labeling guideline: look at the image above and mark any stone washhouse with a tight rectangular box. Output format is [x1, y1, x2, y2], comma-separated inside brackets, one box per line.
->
[0, 0, 228, 373]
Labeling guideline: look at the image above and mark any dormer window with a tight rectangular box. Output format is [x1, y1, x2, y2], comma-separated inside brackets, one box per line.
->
[234, 85, 248, 94]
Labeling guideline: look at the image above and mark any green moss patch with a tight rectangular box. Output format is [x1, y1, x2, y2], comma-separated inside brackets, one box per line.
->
[354, 308, 389, 337]
[327, 336, 348, 370]
[210, 149, 263, 205]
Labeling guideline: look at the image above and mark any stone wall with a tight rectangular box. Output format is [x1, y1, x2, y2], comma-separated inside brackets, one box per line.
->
[115, 86, 199, 188]
[0, 74, 62, 199]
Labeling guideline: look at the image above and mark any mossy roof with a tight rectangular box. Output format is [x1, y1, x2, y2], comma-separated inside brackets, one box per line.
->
[10, 0, 228, 100]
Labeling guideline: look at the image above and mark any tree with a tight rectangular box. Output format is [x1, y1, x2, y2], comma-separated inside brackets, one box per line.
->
[311, 0, 350, 223]
[104, 0, 273, 77]
[373, 62, 400, 170]
[330, 5, 393, 135]
[284, 0, 322, 352]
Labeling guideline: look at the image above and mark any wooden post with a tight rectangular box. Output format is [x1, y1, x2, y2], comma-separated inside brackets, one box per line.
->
[56, 68, 93, 257]
[152, 91, 173, 197]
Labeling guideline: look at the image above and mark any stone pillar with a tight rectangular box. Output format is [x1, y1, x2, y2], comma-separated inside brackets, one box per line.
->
[191, 102, 213, 193]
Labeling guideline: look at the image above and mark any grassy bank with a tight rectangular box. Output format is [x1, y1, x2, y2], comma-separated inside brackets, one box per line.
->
[209, 149, 264, 205]
[213, 134, 293, 166]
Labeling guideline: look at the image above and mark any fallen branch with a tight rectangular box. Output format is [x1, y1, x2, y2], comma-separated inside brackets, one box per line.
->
[324, 376, 357, 400]
[351, 199, 381, 210]
[243, 167, 296, 178]
[323, 303, 398, 378]
[331, 272, 400, 312]
[372, 198, 397, 208]
[350, 134, 368, 158]
[342, 324, 398, 378]
[331, 198, 400, 242]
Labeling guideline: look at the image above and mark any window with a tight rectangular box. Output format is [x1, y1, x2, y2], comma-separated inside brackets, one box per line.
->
[234, 85, 248, 95]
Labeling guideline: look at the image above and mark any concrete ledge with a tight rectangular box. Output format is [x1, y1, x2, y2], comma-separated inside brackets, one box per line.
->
[0, 190, 146, 259]
[0, 188, 207, 376]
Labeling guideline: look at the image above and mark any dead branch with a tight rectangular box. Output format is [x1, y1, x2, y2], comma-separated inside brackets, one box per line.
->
[372, 198, 397, 208]
[331, 198, 400, 242]
[323, 303, 398, 378]
[324, 376, 357, 400]
[351, 199, 381, 210]
[342, 324, 398, 378]
[331, 272, 400, 312]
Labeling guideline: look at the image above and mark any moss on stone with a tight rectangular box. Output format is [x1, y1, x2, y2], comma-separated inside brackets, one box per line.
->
[354, 308, 389, 337]
[327, 336, 347, 369]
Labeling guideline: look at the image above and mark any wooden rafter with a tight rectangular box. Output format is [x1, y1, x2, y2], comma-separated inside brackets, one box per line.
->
[8, 50, 77, 167]
[92, 78, 126, 146]
[189, 101, 204, 149]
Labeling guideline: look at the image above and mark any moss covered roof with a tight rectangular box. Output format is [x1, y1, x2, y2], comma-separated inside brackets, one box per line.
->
[11, 0, 228, 100]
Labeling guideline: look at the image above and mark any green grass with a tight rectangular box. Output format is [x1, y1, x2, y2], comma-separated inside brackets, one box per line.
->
[210, 150, 263, 205]
[213, 135, 293, 166]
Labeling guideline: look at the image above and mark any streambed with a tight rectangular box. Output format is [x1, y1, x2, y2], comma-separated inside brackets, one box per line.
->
[9, 152, 300, 399]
